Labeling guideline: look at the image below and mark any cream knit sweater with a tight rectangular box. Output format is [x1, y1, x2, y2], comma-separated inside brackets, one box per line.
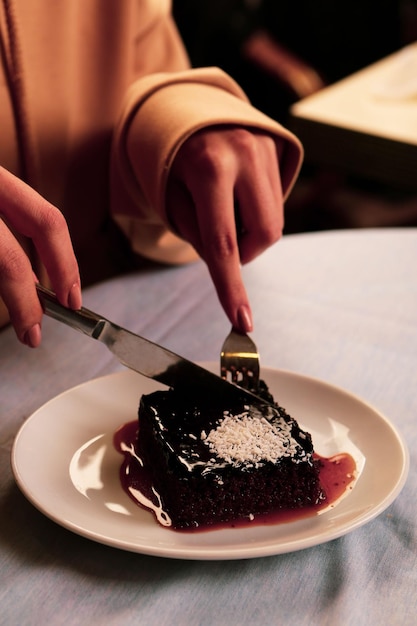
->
[0, 0, 303, 327]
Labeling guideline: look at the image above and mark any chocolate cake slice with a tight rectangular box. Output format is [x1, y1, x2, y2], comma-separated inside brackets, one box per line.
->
[136, 381, 325, 529]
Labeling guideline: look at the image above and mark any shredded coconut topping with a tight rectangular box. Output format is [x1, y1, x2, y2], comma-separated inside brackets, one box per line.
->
[203, 410, 301, 467]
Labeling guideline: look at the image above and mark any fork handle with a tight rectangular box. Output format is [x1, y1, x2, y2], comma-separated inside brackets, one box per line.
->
[36, 283, 106, 338]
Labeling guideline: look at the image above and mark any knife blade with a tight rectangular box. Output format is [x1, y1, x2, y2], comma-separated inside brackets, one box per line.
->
[36, 283, 270, 407]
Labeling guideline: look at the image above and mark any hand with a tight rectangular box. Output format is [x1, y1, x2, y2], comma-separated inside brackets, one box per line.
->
[0, 167, 81, 346]
[166, 126, 284, 332]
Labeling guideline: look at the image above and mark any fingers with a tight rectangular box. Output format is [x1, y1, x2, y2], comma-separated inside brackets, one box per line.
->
[192, 177, 253, 333]
[234, 133, 284, 264]
[0, 167, 81, 346]
[167, 128, 284, 333]
[167, 132, 252, 331]
[0, 220, 43, 346]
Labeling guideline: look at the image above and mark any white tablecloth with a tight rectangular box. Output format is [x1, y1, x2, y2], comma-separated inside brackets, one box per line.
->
[0, 228, 415, 625]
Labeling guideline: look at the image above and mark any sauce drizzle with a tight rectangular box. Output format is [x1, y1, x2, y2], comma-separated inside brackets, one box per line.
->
[114, 421, 357, 532]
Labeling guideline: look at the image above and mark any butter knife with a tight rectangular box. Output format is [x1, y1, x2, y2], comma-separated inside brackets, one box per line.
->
[36, 283, 268, 406]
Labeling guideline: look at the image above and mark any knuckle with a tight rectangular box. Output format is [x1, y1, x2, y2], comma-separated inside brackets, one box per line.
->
[245, 221, 282, 260]
[240, 131, 277, 168]
[210, 230, 237, 260]
[0, 245, 29, 280]
[36, 203, 67, 236]
[234, 128, 257, 153]
[232, 128, 272, 159]
[187, 137, 235, 181]
[194, 148, 230, 180]
[260, 222, 282, 246]
[261, 229, 281, 252]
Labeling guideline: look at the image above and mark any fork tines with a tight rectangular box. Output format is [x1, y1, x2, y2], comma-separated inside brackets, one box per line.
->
[220, 327, 260, 391]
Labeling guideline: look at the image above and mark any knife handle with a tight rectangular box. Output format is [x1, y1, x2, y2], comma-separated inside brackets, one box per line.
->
[36, 283, 106, 338]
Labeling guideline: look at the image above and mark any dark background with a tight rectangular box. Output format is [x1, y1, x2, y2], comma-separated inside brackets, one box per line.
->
[173, 0, 408, 122]
[172, 1, 417, 232]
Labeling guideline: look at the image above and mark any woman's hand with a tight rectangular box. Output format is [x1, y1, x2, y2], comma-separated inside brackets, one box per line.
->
[166, 127, 284, 333]
[0, 167, 81, 346]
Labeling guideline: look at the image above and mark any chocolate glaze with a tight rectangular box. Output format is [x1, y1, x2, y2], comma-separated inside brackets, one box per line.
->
[114, 382, 333, 530]
[140, 383, 315, 477]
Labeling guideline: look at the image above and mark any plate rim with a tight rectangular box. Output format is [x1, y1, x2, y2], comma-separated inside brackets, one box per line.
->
[11, 365, 410, 560]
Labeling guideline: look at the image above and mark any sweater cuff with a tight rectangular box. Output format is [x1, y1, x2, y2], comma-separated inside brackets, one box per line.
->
[113, 68, 303, 227]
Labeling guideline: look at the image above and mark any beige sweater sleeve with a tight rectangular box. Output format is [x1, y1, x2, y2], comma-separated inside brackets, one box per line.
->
[110, 67, 303, 264]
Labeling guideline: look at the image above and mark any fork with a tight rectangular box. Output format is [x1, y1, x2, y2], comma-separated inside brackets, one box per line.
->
[220, 327, 260, 392]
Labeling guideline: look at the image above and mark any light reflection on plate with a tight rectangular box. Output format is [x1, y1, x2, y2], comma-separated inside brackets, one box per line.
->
[11, 366, 409, 560]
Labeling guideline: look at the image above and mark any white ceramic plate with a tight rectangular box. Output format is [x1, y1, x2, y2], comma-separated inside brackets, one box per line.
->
[12, 366, 409, 560]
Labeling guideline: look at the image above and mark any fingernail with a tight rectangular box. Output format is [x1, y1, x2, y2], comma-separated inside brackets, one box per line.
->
[23, 323, 42, 348]
[68, 283, 82, 310]
[237, 305, 253, 333]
